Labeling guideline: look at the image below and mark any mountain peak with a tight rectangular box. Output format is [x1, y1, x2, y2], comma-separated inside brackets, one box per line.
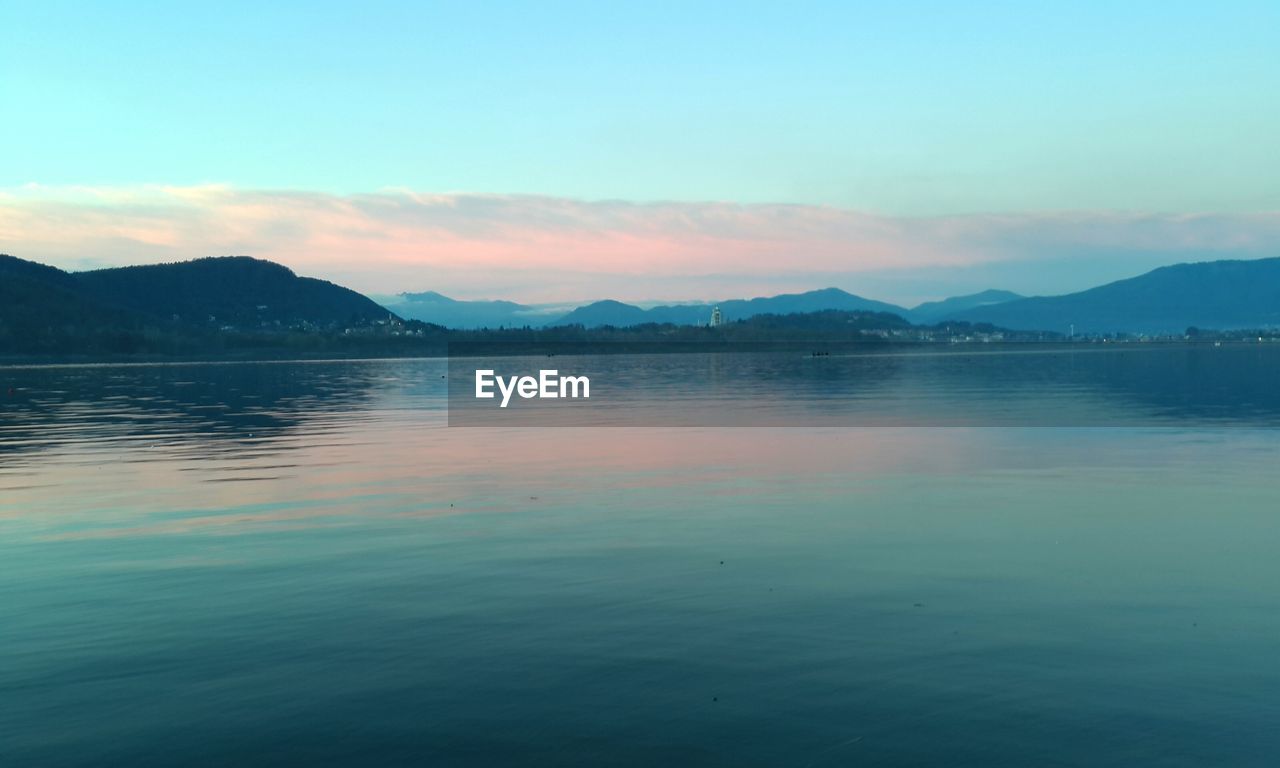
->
[69, 255, 387, 325]
[399, 290, 456, 304]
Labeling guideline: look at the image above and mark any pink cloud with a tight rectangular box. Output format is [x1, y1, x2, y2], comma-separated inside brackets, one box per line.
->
[2, 185, 1278, 303]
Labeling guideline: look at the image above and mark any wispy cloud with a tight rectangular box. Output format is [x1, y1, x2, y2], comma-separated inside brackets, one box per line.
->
[3, 185, 1278, 303]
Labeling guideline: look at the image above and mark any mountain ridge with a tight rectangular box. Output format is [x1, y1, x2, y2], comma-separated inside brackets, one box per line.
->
[909, 289, 1023, 324]
[951, 257, 1280, 333]
[551, 287, 908, 328]
[8, 253, 1280, 340]
[75, 256, 390, 326]
[0, 254, 397, 355]
[382, 291, 563, 329]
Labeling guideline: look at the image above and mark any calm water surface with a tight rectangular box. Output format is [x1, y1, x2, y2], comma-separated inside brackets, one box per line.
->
[2, 354, 1278, 766]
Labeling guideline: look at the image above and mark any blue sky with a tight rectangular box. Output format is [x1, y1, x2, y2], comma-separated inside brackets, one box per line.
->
[2, 1, 1278, 301]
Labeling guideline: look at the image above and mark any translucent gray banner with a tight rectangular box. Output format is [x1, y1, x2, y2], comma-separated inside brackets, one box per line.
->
[446, 341, 1280, 427]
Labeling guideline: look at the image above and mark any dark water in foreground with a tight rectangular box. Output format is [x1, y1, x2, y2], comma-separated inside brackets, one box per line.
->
[2, 351, 1279, 766]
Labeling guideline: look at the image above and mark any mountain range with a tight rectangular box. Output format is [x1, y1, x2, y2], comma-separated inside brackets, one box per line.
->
[384, 286, 1029, 329]
[552, 287, 908, 328]
[5, 254, 1280, 351]
[530, 259, 1280, 333]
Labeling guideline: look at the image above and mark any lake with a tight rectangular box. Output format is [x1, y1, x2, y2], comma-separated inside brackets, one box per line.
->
[3, 350, 1279, 766]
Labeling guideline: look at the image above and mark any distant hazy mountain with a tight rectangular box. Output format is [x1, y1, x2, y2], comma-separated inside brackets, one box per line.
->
[908, 289, 1023, 324]
[723, 287, 906, 319]
[951, 258, 1280, 334]
[382, 291, 563, 329]
[552, 288, 907, 328]
[75, 256, 389, 326]
[551, 299, 656, 328]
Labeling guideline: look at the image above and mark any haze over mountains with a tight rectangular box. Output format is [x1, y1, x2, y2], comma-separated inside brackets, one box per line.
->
[386, 286, 1025, 329]
[908, 290, 1025, 325]
[553, 288, 906, 328]
[380, 291, 564, 329]
[396, 258, 1280, 334]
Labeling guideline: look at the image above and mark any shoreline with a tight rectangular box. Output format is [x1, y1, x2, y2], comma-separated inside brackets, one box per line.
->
[4, 339, 1274, 370]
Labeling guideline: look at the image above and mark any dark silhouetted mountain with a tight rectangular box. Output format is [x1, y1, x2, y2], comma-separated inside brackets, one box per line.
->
[383, 291, 563, 329]
[76, 256, 391, 326]
[0, 257, 116, 323]
[1, 253, 80, 288]
[551, 288, 907, 328]
[1, 255, 150, 354]
[908, 289, 1022, 324]
[950, 258, 1280, 334]
[1, 254, 400, 356]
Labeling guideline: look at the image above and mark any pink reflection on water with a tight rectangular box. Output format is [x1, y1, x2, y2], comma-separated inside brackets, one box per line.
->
[9, 417, 993, 541]
[10, 390, 1271, 544]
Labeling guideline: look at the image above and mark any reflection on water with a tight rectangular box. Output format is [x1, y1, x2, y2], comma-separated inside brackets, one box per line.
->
[2, 357, 1279, 766]
[449, 345, 1280, 426]
[0, 360, 402, 462]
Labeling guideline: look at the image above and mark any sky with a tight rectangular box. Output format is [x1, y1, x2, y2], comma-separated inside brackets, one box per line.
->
[2, 1, 1278, 303]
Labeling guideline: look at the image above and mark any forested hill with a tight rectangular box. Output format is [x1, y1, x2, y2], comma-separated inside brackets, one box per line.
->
[1, 255, 142, 351]
[75, 256, 390, 326]
[0, 254, 397, 356]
